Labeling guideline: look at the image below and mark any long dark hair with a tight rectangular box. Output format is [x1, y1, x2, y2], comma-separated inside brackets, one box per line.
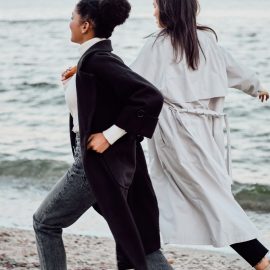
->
[156, 0, 217, 70]
[76, 0, 131, 38]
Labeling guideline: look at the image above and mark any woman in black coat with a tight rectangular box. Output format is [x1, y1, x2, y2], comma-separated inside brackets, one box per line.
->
[33, 0, 173, 269]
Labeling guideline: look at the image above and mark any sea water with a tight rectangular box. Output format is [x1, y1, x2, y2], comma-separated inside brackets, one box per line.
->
[0, 0, 269, 249]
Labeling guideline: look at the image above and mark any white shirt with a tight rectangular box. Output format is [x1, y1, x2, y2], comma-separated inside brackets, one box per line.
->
[64, 38, 126, 144]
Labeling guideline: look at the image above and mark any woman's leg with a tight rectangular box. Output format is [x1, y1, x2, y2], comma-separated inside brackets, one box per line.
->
[33, 139, 96, 270]
[116, 244, 174, 270]
[146, 250, 174, 270]
[231, 239, 269, 269]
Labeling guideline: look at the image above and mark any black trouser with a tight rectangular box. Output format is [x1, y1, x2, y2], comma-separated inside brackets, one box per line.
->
[231, 239, 269, 267]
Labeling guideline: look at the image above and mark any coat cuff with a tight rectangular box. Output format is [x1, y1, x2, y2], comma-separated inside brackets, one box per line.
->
[256, 83, 267, 96]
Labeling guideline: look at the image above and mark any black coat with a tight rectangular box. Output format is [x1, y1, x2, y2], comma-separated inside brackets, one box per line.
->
[70, 40, 163, 270]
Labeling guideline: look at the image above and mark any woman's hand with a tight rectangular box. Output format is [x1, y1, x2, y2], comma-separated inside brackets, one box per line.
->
[61, 66, 77, 83]
[258, 90, 269, 102]
[87, 133, 110, 153]
[61, 67, 72, 81]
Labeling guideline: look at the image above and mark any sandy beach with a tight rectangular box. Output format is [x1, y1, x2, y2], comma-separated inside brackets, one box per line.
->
[0, 227, 253, 270]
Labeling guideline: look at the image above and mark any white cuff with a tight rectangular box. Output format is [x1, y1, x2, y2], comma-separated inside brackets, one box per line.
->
[256, 84, 266, 97]
[103, 125, 127, 145]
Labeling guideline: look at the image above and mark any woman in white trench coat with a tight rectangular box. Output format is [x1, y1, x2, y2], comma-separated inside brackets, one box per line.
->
[130, 0, 270, 269]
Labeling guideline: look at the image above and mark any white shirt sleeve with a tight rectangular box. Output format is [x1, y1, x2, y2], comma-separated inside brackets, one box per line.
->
[220, 46, 263, 97]
[103, 125, 127, 145]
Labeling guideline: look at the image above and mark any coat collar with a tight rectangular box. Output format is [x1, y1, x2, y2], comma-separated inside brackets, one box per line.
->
[81, 39, 113, 59]
[77, 40, 113, 71]
[79, 38, 107, 57]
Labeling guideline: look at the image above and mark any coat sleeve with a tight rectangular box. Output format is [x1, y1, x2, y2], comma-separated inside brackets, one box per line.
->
[85, 52, 164, 138]
[219, 46, 263, 97]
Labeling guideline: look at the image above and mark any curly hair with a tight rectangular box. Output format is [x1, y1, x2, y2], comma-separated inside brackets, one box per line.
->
[76, 0, 131, 38]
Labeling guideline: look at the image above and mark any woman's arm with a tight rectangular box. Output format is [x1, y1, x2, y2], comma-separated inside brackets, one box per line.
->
[87, 125, 127, 153]
[220, 46, 269, 101]
[85, 52, 164, 138]
[83, 51, 163, 153]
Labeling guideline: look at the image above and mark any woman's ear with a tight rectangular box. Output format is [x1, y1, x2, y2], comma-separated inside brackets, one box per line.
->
[81, 20, 94, 34]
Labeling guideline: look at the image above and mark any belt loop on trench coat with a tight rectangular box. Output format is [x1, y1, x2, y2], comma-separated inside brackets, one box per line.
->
[164, 100, 233, 178]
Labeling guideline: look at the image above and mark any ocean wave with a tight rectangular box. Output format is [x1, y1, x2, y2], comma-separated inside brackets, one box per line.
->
[21, 82, 59, 89]
[0, 16, 152, 24]
[0, 18, 68, 24]
[0, 159, 69, 190]
[0, 159, 270, 212]
[233, 182, 270, 213]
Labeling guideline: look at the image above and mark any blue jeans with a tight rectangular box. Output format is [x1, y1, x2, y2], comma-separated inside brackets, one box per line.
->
[33, 133, 173, 270]
[33, 134, 96, 270]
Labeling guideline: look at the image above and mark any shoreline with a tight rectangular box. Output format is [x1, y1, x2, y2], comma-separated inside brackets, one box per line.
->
[0, 227, 252, 270]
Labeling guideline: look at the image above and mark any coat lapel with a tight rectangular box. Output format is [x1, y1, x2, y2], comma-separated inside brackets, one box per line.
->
[75, 40, 113, 155]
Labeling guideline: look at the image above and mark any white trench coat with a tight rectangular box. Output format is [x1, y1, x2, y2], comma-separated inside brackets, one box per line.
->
[131, 30, 262, 247]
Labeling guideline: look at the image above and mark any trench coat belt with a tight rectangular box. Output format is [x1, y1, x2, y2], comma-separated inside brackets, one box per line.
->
[164, 100, 232, 177]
